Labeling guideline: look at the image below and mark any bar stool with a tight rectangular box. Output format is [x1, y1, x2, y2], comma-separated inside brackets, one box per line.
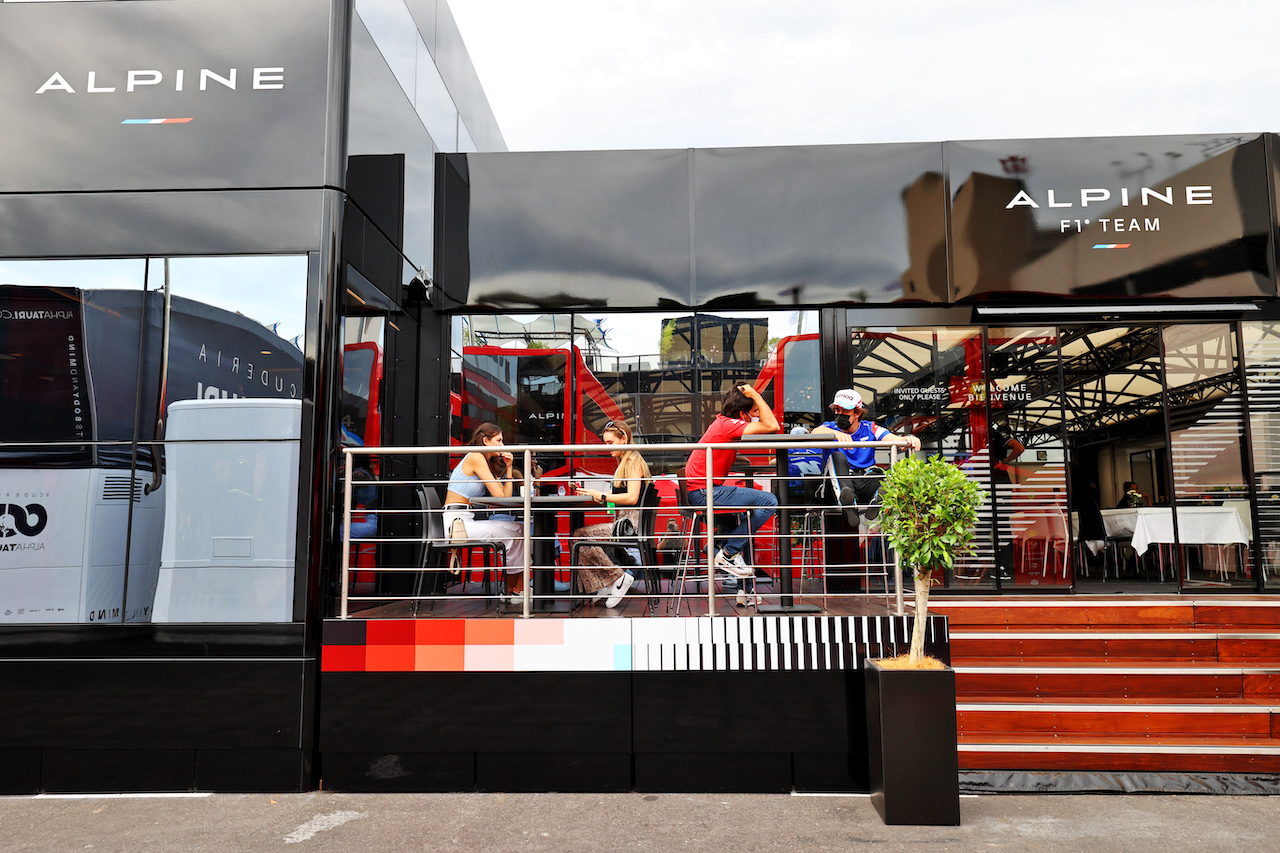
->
[668, 472, 758, 614]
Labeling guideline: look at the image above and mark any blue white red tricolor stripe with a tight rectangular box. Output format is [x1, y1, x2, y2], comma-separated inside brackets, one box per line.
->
[1092, 243, 1131, 249]
[121, 118, 194, 125]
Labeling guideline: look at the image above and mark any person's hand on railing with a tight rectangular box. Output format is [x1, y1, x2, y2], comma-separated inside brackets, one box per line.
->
[892, 434, 922, 453]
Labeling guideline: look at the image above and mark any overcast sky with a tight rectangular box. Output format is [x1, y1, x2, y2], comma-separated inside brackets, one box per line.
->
[447, 0, 1279, 152]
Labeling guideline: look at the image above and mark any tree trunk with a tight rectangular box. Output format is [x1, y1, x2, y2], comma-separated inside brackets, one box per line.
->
[908, 569, 931, 665]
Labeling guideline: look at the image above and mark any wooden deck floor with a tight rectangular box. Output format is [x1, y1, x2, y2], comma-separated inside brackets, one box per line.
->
[346, 577, 900, 619]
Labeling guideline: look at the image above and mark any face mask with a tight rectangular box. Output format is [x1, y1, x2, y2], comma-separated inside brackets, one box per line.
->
[835, 414, 852, 431]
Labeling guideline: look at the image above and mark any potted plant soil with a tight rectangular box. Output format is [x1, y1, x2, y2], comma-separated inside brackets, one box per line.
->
[864, 454, 984, 826]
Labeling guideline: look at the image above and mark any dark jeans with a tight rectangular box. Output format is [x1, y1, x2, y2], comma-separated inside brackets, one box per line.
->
[828, 453, 883, 507]
[687, 484, 778, 558]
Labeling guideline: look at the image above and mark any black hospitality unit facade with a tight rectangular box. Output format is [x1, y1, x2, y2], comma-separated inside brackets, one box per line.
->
[3, 0, 1280, 796]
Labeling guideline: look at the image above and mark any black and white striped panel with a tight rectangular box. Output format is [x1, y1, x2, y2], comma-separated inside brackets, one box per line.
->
[630, 616, 861, 672]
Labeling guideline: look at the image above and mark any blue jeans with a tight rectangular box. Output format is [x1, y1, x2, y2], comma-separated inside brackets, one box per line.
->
[687, 485, 778, 558]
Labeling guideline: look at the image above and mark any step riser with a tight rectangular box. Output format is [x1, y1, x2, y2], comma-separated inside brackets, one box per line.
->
[941, 601, 1280, 774]
[952, 638, 1223, 661]
[956, 673, 1253, 699]
[958, 752, 1280, 773]
[957, 710, 1277, 737]
[934, 604, 1280, 631]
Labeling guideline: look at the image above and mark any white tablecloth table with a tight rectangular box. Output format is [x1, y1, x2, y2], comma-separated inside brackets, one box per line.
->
[1100, 507, 1250, 556]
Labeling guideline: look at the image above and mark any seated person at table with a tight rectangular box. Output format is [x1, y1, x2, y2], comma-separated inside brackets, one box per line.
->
[813, 388, 922, 526]
[685, 384, 779, 577]
[443, 422, 526, 601]
[574, 419, 649, 608]
[1117, 481, 1151, 508]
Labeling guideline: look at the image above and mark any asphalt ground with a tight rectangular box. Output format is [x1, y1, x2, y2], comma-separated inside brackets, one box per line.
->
[2, 792, 1279, 853]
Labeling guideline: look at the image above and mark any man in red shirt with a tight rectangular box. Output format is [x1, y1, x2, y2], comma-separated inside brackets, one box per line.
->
[685, 384, 780, 578]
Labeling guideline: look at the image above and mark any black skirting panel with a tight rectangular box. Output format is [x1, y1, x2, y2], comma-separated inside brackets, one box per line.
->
[319, 669, 868, 793]
[0, 660, 306, 748]
[0, 748, 307, 794]
[41, 748, 196, 793]
[0, 651, 312, 793]
[319, 672, 635, 754]
[633, 752, 793, 793]
[476, 752, 632, 793]
[195, 749, 310, 793]
[321, 752, 476, 793]
[0, 749, 41, 795]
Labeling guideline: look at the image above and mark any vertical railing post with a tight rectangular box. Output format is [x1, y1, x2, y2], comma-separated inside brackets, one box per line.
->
[340, 449, 354, 619]
[522, 448, 532, 618]
[891, 443, 904, 616]
[704, 446, 717, 615]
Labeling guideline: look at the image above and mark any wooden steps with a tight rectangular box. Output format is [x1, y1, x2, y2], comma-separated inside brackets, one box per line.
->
[932, 597, 1280, 776]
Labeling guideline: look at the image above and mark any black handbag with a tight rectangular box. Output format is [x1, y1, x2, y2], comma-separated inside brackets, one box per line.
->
[610, 515, 638, 565]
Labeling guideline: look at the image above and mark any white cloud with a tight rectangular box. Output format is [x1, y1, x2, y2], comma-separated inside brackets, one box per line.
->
[447, 0, 1280, 151]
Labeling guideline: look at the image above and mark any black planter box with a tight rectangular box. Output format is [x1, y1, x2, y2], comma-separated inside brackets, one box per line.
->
[864, 659, 960, 825]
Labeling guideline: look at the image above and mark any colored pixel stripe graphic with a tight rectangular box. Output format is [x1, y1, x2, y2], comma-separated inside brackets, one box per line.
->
[1092, 243, 1131, 249]
[318, 615, 947, 673]
[121, 118, 194, 125]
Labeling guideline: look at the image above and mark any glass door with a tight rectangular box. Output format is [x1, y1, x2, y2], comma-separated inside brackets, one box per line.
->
[1164, 324, 1254, 590]
[986, 327, 1069, 589]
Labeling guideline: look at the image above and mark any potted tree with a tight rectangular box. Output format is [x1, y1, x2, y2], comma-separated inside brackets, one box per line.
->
[864, 454, 984, 825]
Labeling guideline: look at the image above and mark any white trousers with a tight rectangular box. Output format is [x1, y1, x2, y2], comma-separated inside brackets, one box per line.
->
[442, 509, 525, 574]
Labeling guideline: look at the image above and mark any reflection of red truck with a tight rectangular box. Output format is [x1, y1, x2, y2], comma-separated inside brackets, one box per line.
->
[454, 345, 626, 477]
[753, 333, 821, 427]
[341, 341, 382, 450]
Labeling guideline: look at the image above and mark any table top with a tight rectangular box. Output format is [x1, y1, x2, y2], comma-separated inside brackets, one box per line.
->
[472, 494, 601, 508]
[1099, 505, 1250, 553]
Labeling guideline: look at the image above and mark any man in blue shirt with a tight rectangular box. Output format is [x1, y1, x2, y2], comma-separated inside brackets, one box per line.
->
[813, 389, 921, 525]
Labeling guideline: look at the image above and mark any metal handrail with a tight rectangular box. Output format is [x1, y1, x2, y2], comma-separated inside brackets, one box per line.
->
[340, 437, 912, 619]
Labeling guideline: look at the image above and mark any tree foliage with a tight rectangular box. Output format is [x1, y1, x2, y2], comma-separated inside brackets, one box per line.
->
[877, 455, 985, 665]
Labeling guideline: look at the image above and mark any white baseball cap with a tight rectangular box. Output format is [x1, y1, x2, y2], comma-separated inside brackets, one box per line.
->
[829, 389, 864, 410]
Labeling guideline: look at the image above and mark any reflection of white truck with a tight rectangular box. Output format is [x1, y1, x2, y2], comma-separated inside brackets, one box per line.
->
[0, 469, 162, 623]
[153, 398, 300, 623]
[0, 283, 303, 624]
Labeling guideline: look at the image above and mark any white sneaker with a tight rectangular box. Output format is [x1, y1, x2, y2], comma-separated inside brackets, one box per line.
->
[605, 572, 634, 608]
[713, 549, 753, 578]
[503, 591, 525, 606]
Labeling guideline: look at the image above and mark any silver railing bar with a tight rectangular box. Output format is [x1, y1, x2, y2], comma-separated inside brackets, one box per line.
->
[340, 439, 915, 619]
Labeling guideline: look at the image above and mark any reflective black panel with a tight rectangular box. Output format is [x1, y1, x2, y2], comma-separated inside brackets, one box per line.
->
[448, 150, 694, 309]
[693, 143, 946, 307]
[0, 0, 334, 193]
[947, 134, 1274, 301]
[347, 14, 436, 272]
[0, 190, 330, 258]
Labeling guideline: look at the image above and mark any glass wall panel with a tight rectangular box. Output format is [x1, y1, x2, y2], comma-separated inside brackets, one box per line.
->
[578, 312, 693, 477]
[1243, 322, 1280, 589]
[1165, 324, 1253, 589]
[143, 255, 309, 623]
[846, 324, 992, 588]
[987, 327, 1068, 589]
[415, 38, 458, 151]
[0, 259, 146, 623]
[1061, 325, 1172, 589]
[454, 314, 577, 476]
[145, 256, 307, 434]
[355, 0, 420, 101]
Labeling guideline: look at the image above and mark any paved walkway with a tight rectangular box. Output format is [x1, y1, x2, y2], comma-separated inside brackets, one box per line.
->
[2, 791, 1278, 852]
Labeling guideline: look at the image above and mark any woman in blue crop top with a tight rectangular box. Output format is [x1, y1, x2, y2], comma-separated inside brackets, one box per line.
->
[443, 422, 526, 600]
